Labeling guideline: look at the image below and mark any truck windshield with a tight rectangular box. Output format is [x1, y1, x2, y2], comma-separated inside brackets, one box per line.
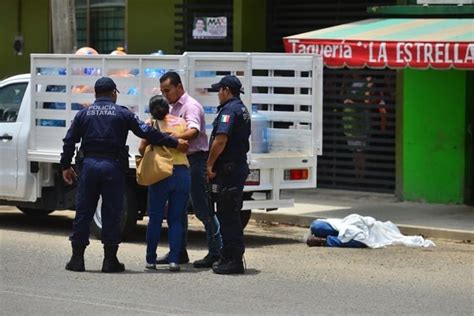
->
[0, 83, 27, 123]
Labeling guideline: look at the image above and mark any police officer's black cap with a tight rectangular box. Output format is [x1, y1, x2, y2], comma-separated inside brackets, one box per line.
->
[94, 77, 120, 94]
[210, 75, 244, 94]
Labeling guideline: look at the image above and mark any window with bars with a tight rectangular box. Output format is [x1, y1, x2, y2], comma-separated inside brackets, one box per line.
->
[75, 0, 126, 54]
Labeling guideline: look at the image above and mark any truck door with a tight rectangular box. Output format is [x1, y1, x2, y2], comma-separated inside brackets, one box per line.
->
[0, 82, 27, 197]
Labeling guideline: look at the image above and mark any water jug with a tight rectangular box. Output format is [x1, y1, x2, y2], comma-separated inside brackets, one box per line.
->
[145, 50, 166, 78]
[251, 105, 269, 153]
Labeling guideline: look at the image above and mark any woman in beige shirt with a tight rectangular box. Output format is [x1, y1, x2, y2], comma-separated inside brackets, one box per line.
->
[139, 95, 190, 272]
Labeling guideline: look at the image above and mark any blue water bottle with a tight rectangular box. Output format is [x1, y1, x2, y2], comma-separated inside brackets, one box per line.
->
[251, 105, 269, 153]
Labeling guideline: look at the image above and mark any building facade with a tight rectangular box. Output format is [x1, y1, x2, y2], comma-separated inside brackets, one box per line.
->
[0, 0, 471, 204]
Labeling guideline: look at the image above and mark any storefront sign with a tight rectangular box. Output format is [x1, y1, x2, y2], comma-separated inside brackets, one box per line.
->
[284, 39, 474, 69]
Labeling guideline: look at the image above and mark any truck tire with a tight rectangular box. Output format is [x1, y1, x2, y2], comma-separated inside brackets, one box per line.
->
[91, 186, 138, 240]
[240, 209, 251, 229]
[18, 207, 54, 216]
[240, 192, 253, 229]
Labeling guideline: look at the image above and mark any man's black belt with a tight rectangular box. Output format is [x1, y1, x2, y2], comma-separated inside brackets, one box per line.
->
[187, 150, 208, 157]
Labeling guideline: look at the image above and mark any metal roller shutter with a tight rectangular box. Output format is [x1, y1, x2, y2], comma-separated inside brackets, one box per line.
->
[266, 0, 396, 53]
[319, 68, 396, 193]
[267, 0, 397, 192]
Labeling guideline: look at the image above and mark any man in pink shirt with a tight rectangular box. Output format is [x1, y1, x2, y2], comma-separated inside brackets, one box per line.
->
[158, 71, 223, 268]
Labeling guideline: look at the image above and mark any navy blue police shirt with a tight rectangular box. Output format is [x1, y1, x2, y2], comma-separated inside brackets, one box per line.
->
[60, 96, 178, 169]
[210, 96, 250, 165]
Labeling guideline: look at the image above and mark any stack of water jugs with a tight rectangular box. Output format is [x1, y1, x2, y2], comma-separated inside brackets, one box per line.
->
[251, 105, 269, 154]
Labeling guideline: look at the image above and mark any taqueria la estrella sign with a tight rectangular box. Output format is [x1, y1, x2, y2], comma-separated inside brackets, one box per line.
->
[284, 39, 474, 69]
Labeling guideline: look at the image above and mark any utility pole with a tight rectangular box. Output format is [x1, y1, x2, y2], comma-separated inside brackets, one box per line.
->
[50, 0, 76, 53]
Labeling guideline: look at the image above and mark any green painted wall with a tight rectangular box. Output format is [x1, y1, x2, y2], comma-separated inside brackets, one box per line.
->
[0, 0, 50, 79]
[464, 71, 474, 204]
[127, 0, 266, 54]
[233, 0, 266, 52]
[127, 0, 182, 54]
[402, 69, 467, 203]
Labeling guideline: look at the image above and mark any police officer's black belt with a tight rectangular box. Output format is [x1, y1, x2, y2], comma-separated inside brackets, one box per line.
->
[84, 151, 118, 159]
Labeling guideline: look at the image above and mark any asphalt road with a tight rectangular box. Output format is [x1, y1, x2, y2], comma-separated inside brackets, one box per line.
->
[1, 208, 473, 315]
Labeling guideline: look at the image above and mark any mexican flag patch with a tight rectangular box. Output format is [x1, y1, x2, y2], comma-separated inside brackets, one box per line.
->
[220, 115, 230, 123]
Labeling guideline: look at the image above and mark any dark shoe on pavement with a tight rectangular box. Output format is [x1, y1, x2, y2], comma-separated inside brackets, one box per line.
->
[101, 245, 125, 273]
[212, 255, 230, 269]
[155, 253, 169, 265]
[65, 244, 86, 272]
[212, 259, 245, 275]
[193, 254, 220, 268]
[212, 260, 220, 270]
[169, 262, 181, 272]
[102, 258, 125, 273]
[156, 250, 190, 265]
[145, 263, 156, 270]
[306, 236, 327, 247]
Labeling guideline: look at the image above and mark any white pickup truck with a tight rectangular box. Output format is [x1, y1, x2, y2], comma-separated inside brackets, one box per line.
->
[0, 52, 322, 237]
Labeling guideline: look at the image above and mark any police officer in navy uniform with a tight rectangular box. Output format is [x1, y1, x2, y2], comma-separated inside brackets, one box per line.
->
[207, 75, 250, 274]
[61, 77, 188, 273]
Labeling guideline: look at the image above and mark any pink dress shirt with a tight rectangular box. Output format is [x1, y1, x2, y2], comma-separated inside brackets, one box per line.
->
[170, 92, 209, 154]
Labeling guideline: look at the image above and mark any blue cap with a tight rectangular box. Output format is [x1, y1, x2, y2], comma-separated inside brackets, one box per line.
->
[210, 75, 244, 94]
[94, 77, 120, 94]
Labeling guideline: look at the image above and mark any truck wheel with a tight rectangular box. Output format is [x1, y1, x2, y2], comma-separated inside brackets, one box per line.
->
[240, 192, 253, 229]
[240, 209, 252, 229]
[91, 186, 138, 240]
[18, 207, 54, 216]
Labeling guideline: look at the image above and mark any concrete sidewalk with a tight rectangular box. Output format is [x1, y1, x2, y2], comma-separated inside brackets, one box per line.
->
[251, 189, 474, 242]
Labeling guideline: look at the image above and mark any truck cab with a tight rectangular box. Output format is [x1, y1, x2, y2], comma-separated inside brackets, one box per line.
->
[0, 74, 33, 201]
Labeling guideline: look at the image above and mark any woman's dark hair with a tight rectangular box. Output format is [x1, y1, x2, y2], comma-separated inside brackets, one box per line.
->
[149, 95, 169, 120]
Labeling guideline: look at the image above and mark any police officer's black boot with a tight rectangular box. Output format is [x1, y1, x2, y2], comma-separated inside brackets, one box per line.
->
[101, 245, 125, 273]
[65, 244, 86, 272]
[212, 254, 245, 275]
[212, 254, 229, 270]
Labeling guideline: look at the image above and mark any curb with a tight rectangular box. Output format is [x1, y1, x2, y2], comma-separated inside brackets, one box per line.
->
[396, 225, 474, 242]
[251, 212, 474, 242]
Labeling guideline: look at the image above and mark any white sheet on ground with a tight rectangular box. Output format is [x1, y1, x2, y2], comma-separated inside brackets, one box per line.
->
[320, 214, 435, 248]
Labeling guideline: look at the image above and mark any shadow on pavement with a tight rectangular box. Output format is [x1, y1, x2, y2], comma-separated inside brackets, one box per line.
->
[0, 210, 301, 248]
[0, 210, 72, 237]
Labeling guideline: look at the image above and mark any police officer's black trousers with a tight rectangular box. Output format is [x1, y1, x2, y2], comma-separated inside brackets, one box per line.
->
[214, 163, 249, 260]
[70, 157, 125, 247]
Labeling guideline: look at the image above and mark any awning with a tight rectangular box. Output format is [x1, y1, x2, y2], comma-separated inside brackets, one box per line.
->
[283, 19, 474, 69]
